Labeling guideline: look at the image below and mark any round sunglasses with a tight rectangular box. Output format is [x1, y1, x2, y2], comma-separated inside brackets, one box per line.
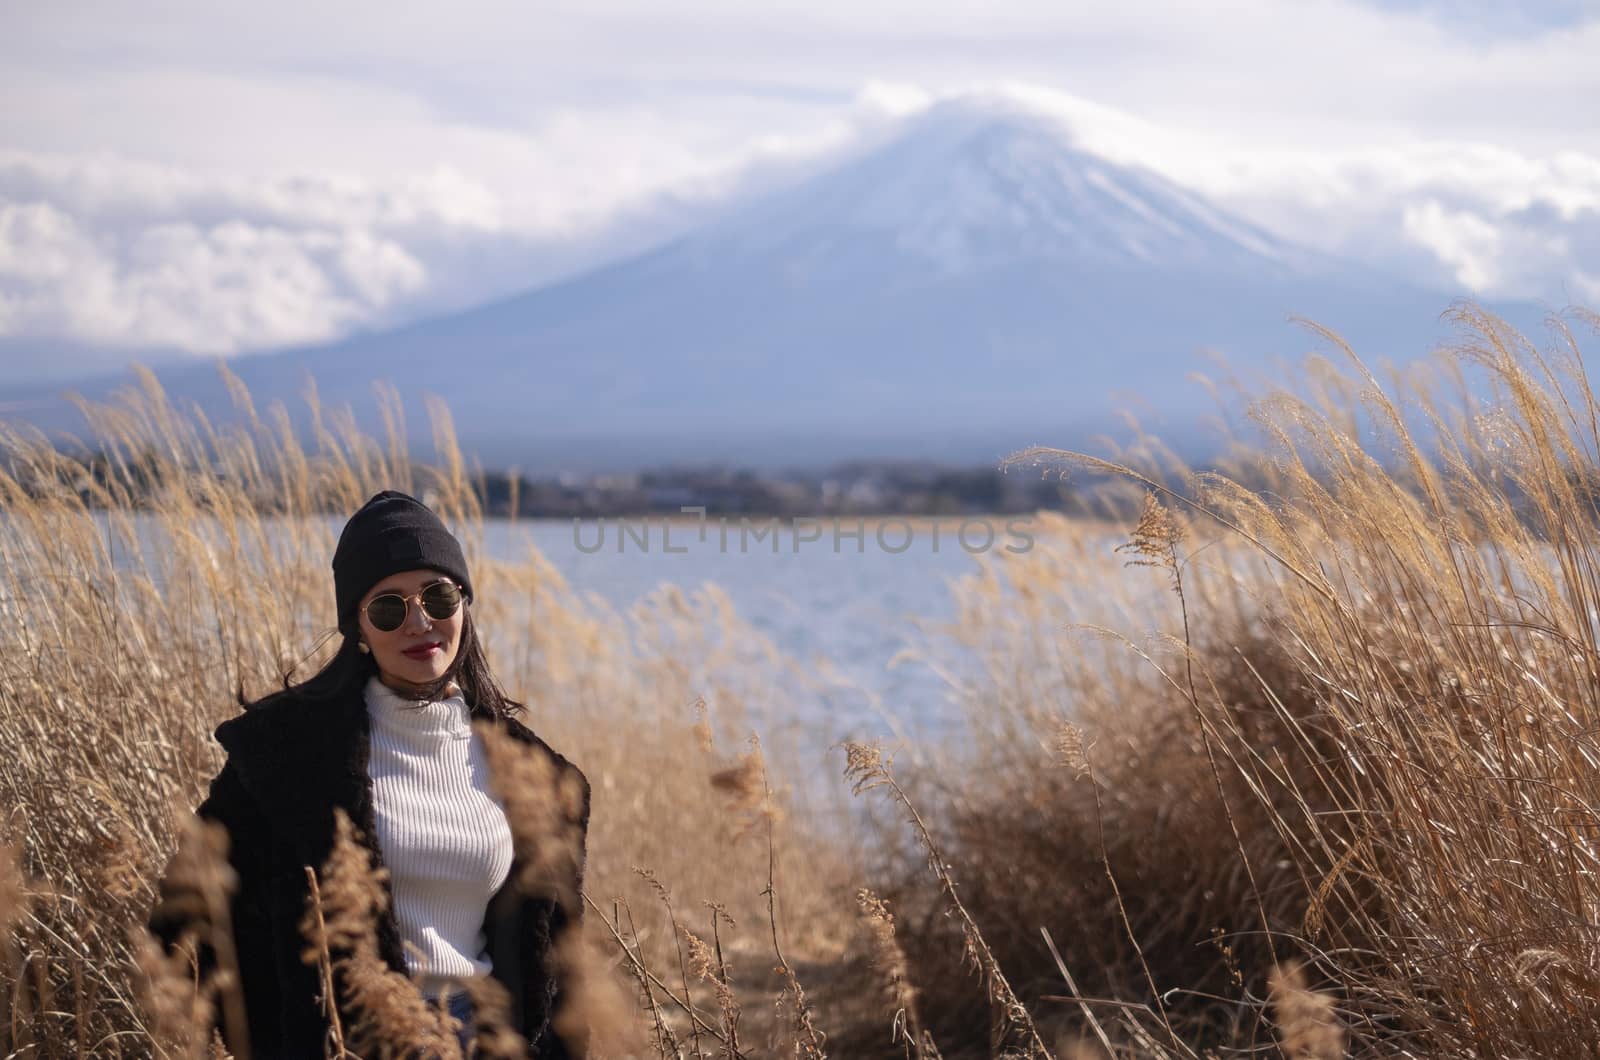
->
[363, 579, 464, 632]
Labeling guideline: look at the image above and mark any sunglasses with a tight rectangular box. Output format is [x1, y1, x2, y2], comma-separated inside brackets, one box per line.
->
[363, 579, 465, 632]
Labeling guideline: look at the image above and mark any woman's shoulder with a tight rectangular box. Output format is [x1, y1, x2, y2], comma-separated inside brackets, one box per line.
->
[212, 685, 361, 758]
[497, 714, 583, 771]
[487, 714, 591, 824]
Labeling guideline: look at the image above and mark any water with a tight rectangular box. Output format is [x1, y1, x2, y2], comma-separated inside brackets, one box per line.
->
[487, 516, 1017, 740]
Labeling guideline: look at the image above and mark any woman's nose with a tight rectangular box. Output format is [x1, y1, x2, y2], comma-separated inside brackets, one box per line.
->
[403, 599, 433, 632]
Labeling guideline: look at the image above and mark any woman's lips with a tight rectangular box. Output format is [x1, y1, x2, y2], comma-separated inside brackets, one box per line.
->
[402, 643, 441, 659]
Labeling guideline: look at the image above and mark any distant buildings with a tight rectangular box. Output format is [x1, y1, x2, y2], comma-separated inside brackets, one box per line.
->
[476, 460, 1078, 517]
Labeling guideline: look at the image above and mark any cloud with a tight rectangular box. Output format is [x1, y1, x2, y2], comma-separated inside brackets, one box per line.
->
[0, 0, 1596, 364]
[0, 87, 913, 359]
[1403, 201, 1513, 290]
[8, 0, 1598, 156]
[1398, 196, 1600, 303]
[0, 150, 720, 355]
[0, 194, 429, 352]
[2, 82, 1597, 363]
[1190, 144, 1600, 305]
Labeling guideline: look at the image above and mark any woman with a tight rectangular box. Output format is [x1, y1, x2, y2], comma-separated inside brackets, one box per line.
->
[149, 490, 590, 1058]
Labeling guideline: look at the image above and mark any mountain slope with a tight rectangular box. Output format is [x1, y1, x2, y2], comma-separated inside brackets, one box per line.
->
[0, 97, 1539, 470]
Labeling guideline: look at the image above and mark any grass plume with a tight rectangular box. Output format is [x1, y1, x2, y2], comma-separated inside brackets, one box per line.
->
[5, 305, 1600, 1057]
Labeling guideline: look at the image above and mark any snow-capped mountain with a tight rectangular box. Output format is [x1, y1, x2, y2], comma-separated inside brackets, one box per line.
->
[691, 100, 1310, 279]
[0, 97, 1538, 470]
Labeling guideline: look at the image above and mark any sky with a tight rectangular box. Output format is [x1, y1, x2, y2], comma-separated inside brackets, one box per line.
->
[1, 0, 1597, 365]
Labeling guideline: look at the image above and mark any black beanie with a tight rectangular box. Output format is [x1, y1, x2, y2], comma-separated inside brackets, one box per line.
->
[332, 490, 473, 630]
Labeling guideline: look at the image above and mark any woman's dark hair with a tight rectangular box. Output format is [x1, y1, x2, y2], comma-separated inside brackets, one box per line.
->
[236, 595, 525, 722]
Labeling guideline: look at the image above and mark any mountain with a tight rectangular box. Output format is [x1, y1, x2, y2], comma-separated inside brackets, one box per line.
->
[0, 97, 1546, 471]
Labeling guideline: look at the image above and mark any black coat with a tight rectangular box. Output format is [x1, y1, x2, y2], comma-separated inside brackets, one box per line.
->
[148, 685, 591, 1058]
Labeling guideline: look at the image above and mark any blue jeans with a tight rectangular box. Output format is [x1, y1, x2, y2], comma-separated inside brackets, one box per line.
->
[446, 990, 475, 1057]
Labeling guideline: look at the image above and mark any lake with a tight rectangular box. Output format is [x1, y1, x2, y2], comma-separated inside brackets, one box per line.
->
[489, 514, 1036, 741]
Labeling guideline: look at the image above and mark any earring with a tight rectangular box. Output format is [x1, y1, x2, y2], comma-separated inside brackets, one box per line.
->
[358, 642, 370, 654]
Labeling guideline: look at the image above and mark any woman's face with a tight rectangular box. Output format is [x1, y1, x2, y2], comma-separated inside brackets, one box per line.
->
[356, 567, 467, 694]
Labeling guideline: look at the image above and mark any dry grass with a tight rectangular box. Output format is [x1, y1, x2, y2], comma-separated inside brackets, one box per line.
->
[866, 305, 1600, 1057]
[0, 369, 858, 1056]
[4, 303, 1600, 1057]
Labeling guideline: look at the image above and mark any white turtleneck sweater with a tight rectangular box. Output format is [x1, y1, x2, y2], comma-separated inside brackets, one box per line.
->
[363, 675, 515, 998]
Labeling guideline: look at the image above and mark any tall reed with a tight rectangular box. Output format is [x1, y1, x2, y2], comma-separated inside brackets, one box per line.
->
[874, 306, 1600, 1056]
[6, 304, 1600, 1057]
[0, 367, 852, 1055]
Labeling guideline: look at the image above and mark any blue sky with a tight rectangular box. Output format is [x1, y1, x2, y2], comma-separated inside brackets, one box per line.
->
[1, 0, 1596, 363]
[1365, 0, 1597, 32]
